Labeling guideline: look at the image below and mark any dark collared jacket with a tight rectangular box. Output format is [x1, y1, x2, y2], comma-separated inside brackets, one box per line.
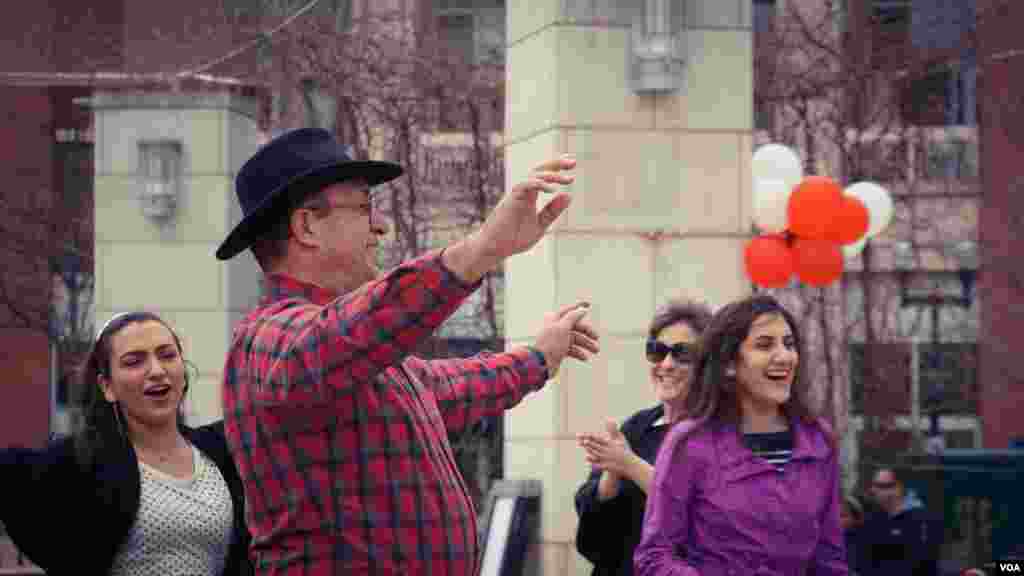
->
[0, 421, 253, 576]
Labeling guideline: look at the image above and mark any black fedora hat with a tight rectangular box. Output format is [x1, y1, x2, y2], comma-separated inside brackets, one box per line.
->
[215, 128, 403, 260]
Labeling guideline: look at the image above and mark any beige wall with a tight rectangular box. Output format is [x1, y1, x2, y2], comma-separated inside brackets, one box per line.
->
[92, 91, 262, 426]
[504, 1, 753, 573]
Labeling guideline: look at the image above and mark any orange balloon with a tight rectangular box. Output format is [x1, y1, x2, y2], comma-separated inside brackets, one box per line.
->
[792, 238, 843, 286]
[787, 176, 844, 239]
[744, 235, 795, 288]
[827, 195, 870, 245]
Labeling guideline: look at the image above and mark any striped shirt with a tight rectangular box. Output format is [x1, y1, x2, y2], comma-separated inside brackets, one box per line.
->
[743, 429, 794, 472]
[221, 251, 549, 575]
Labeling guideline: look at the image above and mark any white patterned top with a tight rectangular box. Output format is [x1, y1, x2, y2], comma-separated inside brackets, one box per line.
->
[109, 445, 234, 576]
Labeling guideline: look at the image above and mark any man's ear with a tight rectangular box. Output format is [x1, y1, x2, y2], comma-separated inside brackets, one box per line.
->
[290, 207, 322, 250]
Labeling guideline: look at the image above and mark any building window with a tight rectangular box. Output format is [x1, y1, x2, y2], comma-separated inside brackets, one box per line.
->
[848, 341, 977, 415]
[857, 138, 908, 183]
[753, 0, 776, 33]
[872, 0, 911, 54]
[54, 142, 93, 214]
[438, 10, 475, 59]
[873, 0, 910, 25]
[901, 61, 978, 127]
[919, 342, 978, 413]
[921, 137, 978, 181]
[435, 0, 505, 66]
[848, 342, 911, 415]
[913, 129, 979, 183]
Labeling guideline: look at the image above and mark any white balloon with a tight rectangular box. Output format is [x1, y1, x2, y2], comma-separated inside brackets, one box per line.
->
[845, 181, 894, 238]
[752, 178, 792, 233]
[752, 144, 803, 190]
[842, 236, 867, 260]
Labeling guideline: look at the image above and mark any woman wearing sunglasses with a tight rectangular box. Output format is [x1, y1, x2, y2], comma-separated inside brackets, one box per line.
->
[574, 298, 713, 576]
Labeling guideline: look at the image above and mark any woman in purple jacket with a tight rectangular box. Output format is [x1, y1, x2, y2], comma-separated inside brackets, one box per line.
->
[634, 294, 847, 576]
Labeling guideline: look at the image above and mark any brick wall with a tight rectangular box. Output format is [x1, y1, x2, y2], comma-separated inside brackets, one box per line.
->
[977, 0, 1024, 449]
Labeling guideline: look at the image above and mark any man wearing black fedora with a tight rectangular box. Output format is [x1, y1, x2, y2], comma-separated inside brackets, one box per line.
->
[216, 127, 599, 575]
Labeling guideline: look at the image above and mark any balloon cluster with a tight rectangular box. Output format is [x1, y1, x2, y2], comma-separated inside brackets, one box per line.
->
[746, 144, 895, 288]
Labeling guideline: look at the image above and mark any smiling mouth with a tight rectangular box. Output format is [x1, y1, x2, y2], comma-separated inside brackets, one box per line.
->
[765, 370, 791, 382]
[144, 385, 172, 398]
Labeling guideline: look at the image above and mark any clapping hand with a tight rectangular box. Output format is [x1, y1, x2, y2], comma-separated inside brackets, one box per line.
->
[578, 420, 635, 475]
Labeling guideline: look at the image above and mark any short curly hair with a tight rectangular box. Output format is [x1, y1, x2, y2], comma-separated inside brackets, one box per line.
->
[648, 298, 714, 340]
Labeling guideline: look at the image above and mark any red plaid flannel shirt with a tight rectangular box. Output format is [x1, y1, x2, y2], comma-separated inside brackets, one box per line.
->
[222, 251, 549, 575]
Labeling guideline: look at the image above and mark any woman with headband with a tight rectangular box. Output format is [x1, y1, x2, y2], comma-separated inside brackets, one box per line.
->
[0, 311, 253, 576]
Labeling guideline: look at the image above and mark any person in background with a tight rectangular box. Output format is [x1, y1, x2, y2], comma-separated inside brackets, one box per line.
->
[841, 494, 866, 575]
[574, 298, 713, 576]
[860, 466, 943, 576]
[634, 294, 847, 576]
[0, 311, 252, 576]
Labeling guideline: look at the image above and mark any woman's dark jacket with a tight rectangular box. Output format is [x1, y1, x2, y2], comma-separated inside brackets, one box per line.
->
[0, 421, 253, 576]
[574, 405, 669, 576]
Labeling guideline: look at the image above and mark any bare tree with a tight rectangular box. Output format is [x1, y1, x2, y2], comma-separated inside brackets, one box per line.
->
[0, 122, 95, 388]
[755, 0, 989, 484]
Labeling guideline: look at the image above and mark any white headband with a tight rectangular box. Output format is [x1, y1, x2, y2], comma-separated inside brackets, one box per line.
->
[95, 312, 133, 341]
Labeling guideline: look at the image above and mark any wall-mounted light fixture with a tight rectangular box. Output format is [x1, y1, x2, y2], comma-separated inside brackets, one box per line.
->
[138, 140, 182, 221]
[630, 0, 686, 94]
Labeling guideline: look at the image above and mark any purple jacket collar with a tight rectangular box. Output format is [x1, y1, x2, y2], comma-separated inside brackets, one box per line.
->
[711, 416, 832, 468]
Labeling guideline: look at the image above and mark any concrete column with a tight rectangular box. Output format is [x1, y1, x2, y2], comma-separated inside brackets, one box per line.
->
[92, 91, 262, 425]
[503, 1, 753, 573]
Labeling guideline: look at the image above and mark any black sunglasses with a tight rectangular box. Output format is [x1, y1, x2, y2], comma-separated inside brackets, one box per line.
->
[645, 340, 696, 364]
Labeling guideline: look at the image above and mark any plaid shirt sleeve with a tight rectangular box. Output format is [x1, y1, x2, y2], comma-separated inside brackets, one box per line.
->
[403, 346, 549, 437]
[239, 249, 480, 402]
[224, 250, 541, 575]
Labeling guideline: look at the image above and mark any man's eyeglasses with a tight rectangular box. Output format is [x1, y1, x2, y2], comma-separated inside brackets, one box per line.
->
[302, 201, 373, 218]
[645, 340, 696, 364]
[871, 481, 898, 490]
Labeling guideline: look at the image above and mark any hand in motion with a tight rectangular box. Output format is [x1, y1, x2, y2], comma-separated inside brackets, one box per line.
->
[534, 302, 599, 375]
[474, 156, 575, 260]
[578, 420, 636, 475]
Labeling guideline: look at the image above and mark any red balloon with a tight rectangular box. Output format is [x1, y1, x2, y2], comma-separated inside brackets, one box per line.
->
[744, 235, 794, 288]
[827, 195, 870, 245]
[792, 238, 843, 286]
[787, 176, 844, 239]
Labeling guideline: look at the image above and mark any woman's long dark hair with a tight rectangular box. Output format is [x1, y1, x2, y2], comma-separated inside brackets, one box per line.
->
[682, 294, 817, 429]
[72, 311, 191, 470]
